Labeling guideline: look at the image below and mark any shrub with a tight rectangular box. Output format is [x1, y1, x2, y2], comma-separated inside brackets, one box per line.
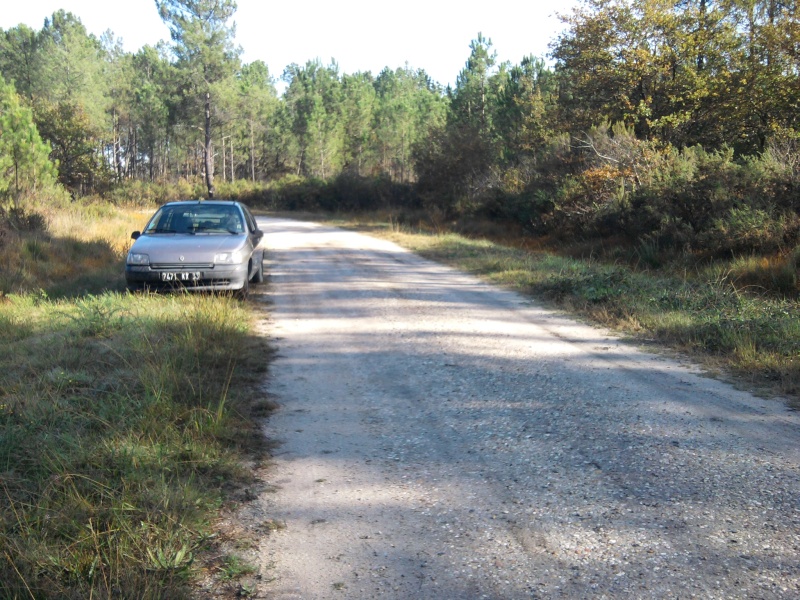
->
[0, 205, 47, 232]
[699, 206, 796, 255]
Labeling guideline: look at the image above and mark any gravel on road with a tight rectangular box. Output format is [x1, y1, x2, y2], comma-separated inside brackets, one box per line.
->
[229, 218, 800, 599]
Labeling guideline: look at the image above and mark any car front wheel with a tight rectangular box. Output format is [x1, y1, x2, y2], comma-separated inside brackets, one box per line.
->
[235, 275, 249, 300]
[250, 256, 264, 284]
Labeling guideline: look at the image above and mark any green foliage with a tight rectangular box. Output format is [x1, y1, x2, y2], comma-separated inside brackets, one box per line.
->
[341, 71, 376, 176]
[551, 0, 770, 151]
[0, 23, 44, 99]
[728, 252, 799, 298]
[37, 11, 110, 128]
[212, 173, 417, 213]
[2, 2, 800, 264]
[373, 66, 445, 182]
[218, 554, 257, 581]
[417, 34, 507, 216]
[700, 206, 794, 255]
[157, 0, 240, 198]
[157, 0, 239, 82]
[496, 55, 556, 160]
[0, 205, 47, 233]
[34, 98, 112, 193]
[232, 60, 279, 182]
[127, 45, 176, 181]
[0, 76, 57, 204]
[106, 178, 185, 207]
[284, 60, 346, 179]
[0, 12, 113, 196]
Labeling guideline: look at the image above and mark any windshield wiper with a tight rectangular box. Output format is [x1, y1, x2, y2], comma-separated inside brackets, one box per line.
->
[149, 228, 176, 233]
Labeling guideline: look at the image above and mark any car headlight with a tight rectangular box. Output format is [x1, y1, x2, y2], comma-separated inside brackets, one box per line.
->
[214, 251, 244, 264]
[127, 252, 150, 265]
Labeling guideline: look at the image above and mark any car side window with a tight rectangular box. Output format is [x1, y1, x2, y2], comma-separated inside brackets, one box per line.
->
[243, 207, 257, 233]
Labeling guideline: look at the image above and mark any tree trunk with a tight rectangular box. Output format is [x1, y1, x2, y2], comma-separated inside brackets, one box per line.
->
[113, 108, 124, 182]
[250, 120, 255, 181]
[204, 91, 215, 199]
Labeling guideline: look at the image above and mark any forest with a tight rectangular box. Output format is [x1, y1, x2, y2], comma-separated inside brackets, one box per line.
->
[2, 0, 800, 266]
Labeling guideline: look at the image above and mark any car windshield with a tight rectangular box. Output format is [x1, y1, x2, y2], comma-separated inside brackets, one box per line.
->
[144, 205, 244, 235]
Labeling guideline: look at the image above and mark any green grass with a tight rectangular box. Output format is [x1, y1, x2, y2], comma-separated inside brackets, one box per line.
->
[0, 204, 273, 598]
[332, 216, 800, 404]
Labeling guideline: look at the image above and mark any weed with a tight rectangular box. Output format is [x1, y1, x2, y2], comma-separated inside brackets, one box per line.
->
[218, 554, 257, 581]
[262, 519, 287, 532]
[634, 238, 662, 269]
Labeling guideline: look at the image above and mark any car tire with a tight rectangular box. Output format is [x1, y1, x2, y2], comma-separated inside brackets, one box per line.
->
[235, 275, 250, 300]
[251, 255, 265, 284]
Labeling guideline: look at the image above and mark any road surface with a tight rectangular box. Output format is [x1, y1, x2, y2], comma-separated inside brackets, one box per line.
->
[239, 217, 799, 599]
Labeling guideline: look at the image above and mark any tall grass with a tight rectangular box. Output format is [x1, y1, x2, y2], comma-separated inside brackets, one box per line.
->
[0, 200, 148, 298]
[0, 203, 272, 598]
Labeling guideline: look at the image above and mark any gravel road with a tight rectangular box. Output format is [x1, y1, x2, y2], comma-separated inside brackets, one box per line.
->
[237, 217, 800, 599]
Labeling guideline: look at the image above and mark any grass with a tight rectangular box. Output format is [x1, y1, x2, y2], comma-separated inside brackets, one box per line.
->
[0, 201, 144, 298]
[325, 213, 800, 405]
[0, 202, 273, 598]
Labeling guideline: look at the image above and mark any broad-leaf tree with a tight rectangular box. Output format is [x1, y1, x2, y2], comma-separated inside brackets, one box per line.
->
[34, 99, 109, 192]
[1, 12, 112, 194]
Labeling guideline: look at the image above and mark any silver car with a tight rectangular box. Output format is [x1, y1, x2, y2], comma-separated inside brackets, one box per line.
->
[125, 200, 265, 297]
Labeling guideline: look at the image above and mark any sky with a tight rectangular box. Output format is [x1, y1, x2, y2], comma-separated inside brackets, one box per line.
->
[1, 1, 579, 90]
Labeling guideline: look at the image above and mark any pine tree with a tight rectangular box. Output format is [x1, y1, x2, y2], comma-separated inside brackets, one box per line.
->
[0, 76, 56, 206]
[156, 0, 240, 198]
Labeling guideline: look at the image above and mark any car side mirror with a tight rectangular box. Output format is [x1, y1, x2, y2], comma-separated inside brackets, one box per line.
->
[254, 229, 264, 243]
[131, 231, 141, 240]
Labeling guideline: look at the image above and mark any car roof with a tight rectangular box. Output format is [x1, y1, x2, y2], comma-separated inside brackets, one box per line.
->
[162, 200, 242, 207]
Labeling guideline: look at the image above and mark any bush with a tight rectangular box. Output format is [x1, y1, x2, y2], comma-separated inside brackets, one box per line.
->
[495, 129, 799, 259]
[699, 206, 797, 255]
[105, 179, 204, 206]
[0, 205, 47, 233]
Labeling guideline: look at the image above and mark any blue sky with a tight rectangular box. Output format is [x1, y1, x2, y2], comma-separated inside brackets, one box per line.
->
[2, 1, 578, 89]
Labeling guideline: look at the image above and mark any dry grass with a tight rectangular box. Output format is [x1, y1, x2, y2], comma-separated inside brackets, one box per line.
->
[0, 202, 273, 598]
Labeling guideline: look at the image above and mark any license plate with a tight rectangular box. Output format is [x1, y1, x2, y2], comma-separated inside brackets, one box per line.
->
[160, 271, 201, 282]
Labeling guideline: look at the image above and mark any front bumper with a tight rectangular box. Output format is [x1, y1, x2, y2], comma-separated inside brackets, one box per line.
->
[125, 263, 248, 292]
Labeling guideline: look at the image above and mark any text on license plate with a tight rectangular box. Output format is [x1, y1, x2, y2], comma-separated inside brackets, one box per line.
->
[160, 271, 201, 282]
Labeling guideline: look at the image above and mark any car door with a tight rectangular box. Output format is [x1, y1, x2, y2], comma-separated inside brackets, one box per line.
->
[242, 205, 264, 280]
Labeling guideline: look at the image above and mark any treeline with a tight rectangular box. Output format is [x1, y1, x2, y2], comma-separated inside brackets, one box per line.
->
[0, 5, 446, 194]
[2, 0, 800, 259]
